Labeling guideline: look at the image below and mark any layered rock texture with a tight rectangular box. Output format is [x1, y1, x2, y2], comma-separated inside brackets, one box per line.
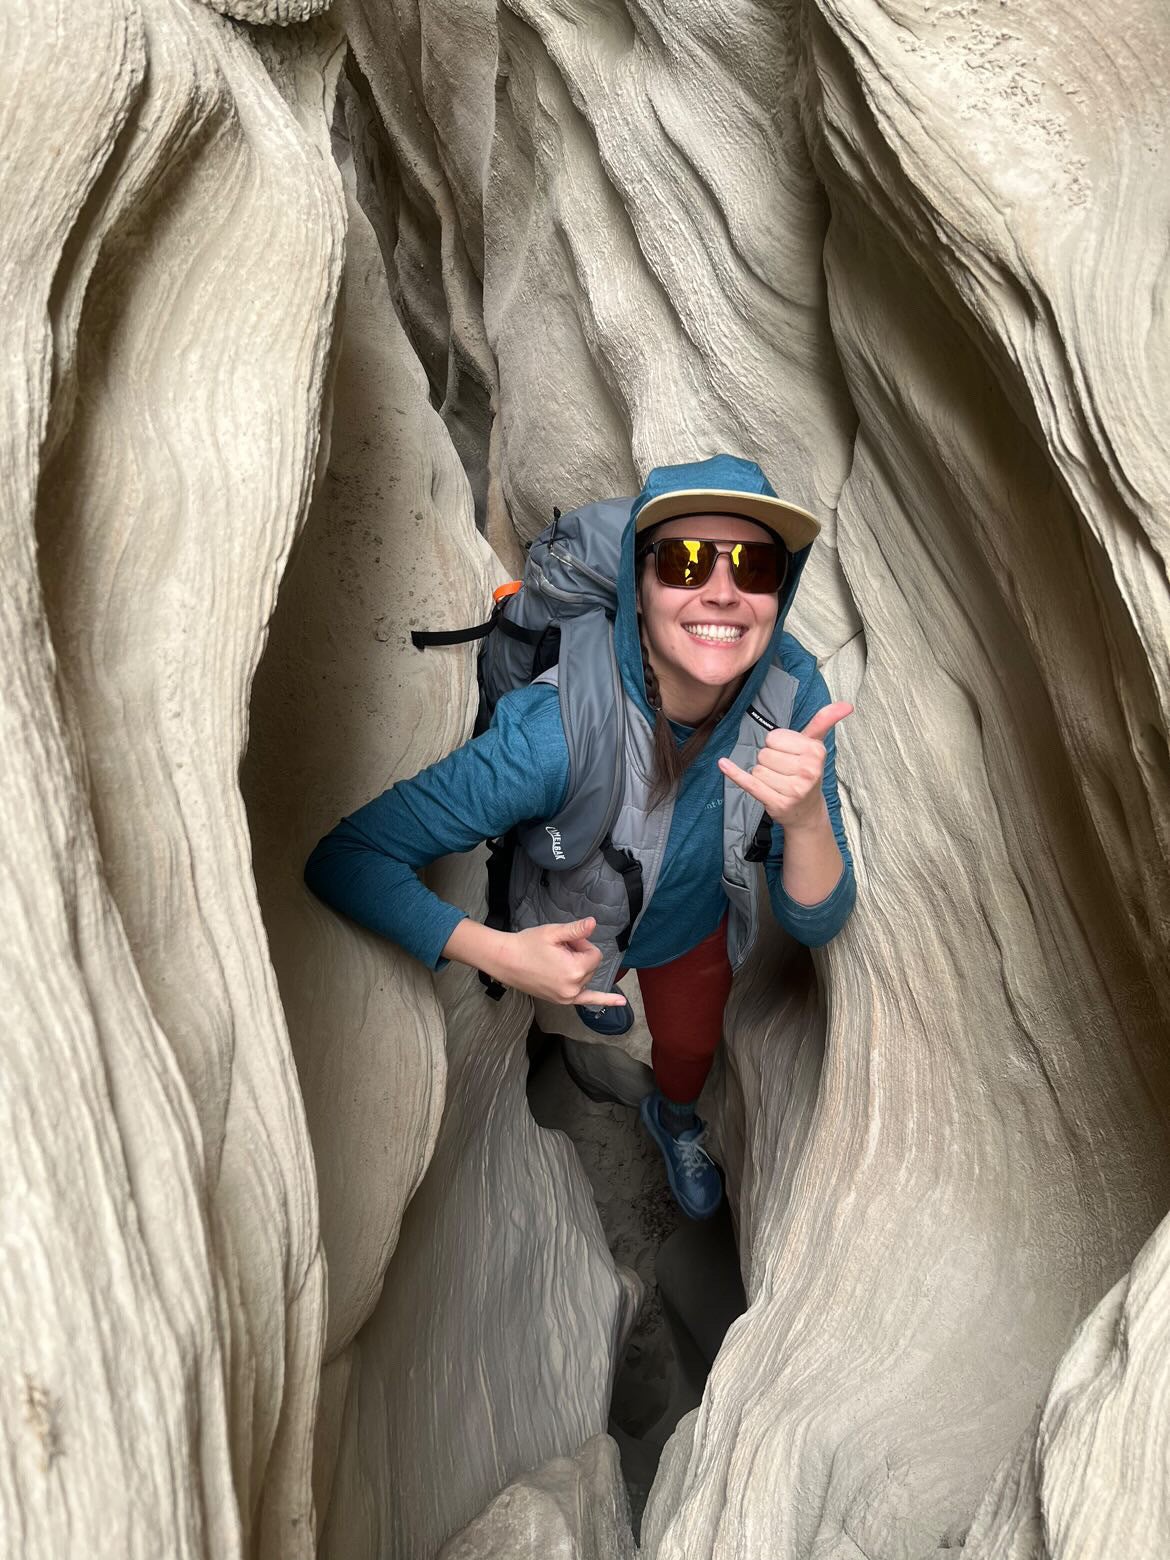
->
[5, 2, 1168, 1560]
[4, 2, 344, 1555]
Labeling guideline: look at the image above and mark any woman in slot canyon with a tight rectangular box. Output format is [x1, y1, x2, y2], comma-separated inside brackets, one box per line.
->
[305, 454, 855, 1219]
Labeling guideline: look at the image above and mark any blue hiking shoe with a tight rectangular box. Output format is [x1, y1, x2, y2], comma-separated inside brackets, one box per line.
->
[639, 1091, 723, 1220]
[576, 1001, 634, 1037]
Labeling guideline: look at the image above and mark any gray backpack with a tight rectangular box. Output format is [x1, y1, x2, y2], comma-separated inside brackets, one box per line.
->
[412, 499, 645, 993]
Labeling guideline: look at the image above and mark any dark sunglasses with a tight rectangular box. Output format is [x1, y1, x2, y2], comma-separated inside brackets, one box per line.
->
[637, 536, 788, 594]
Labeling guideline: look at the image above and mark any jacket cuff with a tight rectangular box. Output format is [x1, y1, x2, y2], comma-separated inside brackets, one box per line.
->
[428, 907, 468, 972]
[771, 860, 856, 948]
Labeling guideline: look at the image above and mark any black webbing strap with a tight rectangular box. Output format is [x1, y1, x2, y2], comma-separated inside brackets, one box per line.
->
[744, 810, 773, 863]
[477, 832, 517, 1000]
[600, 837, 643, 952]
[411, 607, 542, 651]
[411, 618, 494, 649]
[499, 616, 545, 645]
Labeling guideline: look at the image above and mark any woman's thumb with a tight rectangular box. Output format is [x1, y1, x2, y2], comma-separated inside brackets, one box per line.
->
[567, 916, 597, 940]
[801, 700, 854, 742]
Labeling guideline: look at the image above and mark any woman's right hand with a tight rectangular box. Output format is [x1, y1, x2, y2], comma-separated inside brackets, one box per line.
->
[499, 916, 627, 1007]
[442, 914, 627, 1006]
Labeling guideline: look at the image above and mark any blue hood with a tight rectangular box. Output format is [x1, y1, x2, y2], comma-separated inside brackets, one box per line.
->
[612, 511, 811, 740]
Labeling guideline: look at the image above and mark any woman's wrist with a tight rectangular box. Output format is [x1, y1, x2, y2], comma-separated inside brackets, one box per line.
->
[779, 801, 843, 906]
[777, 796, 832, 836]
[441, 918, 513, 981]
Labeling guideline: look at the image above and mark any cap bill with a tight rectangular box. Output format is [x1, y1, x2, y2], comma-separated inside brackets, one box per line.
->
[633, 487, 821, 551]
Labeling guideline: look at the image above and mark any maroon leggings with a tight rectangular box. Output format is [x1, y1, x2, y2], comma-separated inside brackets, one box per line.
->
[626, 916, 733, 1104]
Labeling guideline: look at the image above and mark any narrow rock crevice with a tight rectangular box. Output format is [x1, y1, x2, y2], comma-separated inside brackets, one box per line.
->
[525, 1029, 748, 1539]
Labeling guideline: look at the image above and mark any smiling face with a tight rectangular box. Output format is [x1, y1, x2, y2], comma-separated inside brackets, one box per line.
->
[637, 514, 781, 725]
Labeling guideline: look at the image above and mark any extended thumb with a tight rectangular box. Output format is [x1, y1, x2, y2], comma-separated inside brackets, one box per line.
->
[567, 916, 597, 939]
[802, 700, 854, 741]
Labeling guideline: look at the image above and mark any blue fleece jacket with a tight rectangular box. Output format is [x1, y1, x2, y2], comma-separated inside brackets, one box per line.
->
[305, 509, 855, 971]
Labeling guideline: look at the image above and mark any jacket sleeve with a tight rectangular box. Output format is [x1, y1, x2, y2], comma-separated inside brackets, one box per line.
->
[764, 665, 857, 948]
[304, 685, 569, 971]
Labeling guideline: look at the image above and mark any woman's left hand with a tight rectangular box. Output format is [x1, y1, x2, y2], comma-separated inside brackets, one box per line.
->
[718, 701, 853, 829]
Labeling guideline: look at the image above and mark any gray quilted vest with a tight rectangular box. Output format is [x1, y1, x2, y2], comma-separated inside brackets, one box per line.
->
[508, 653, 799, 989]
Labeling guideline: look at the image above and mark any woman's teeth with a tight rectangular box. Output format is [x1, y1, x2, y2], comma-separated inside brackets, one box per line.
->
[683, 624, 744, 643]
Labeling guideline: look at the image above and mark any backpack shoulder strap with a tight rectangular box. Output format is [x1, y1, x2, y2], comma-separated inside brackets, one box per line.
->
[515, 609, 625, 870]
[726, 660, 802, 862]
[746, 660, 801, 733]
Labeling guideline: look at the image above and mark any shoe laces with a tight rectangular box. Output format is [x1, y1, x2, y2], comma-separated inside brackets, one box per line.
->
[673, 1128, 714, 1179]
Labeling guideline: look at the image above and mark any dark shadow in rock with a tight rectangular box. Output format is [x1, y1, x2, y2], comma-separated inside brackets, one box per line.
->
[657, 1205, 747, 1397]
[525, 1028, 747, 1540]
[562, 1032, 654, 1107]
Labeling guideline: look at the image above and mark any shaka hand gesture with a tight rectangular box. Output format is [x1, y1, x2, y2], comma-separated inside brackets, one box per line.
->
[718, 701, 853, 830]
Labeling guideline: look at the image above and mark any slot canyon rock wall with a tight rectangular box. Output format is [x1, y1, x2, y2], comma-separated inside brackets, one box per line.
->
[4, 1, 344, 1556]
[337, 0, 1170, 1555]
[242, 86, 637, 1558]
[4, 3, 1168, 1560]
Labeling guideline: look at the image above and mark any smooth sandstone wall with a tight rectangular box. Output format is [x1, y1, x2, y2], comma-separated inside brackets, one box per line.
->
[252, 70, 636, 1558]
[5, 0, 1168, 1556]
[966, 1208, 1170, 1557]
[342, 1, 1170, 1556]
[3, 1, 344, 1555]
[436, 1435, 638, 1560]
[648, 3, 1170, 1553]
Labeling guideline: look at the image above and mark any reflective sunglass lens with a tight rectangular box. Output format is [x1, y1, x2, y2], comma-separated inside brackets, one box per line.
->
[647, 538, 786, 592]
[734, 544, 784, 592]
[657, 538, 716, 587]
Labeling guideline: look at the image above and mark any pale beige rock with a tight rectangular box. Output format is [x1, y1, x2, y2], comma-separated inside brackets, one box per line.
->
[0, 28, 237, 1555]
[965, 1212, 1170, 1559]
[1, 543, 237, 1560]
[241, 79, 481, 1368]
[339, 1, 503, 535]
[647, 4, 1170, 1556]
[343, 2, 1170, 1557]
[318, 848, 638, 1558]
[4, 1, 345, 1555]
[310, 1353, 353, 1547]
[198, 0, 332, 26]
[437, 1434, 637, 1560]
[7, 0, 1170, 1557]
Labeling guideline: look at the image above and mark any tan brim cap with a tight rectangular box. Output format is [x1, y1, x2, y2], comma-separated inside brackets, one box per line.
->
[633, 487, 821, 551]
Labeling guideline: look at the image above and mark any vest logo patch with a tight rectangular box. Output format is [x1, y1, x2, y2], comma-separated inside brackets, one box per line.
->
[545, 824, 566, 862]
[747, 705, 776, 731]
